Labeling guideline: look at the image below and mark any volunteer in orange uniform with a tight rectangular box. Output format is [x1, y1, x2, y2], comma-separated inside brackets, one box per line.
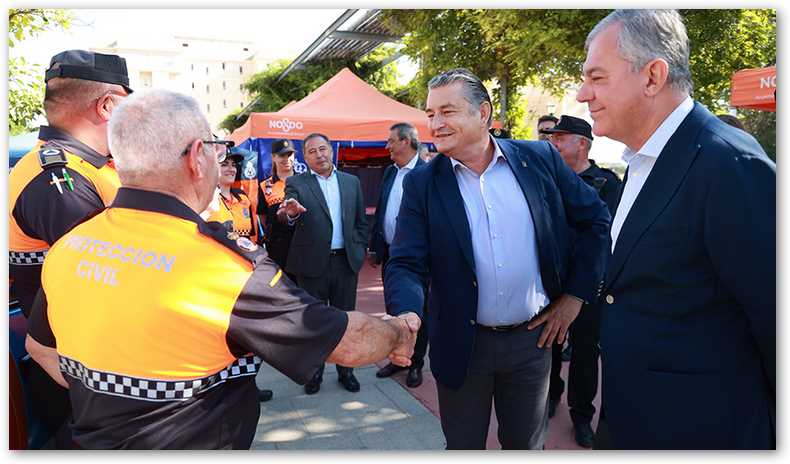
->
[258, 139, 296, 270]
[25, 89, 421, 449]
[209, 149, 257, 239]
[8, 49, 131, 448]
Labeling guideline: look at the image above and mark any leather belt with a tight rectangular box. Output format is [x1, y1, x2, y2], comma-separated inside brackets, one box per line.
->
[329, 248, 346, 256]
[476, 320, 529, 332]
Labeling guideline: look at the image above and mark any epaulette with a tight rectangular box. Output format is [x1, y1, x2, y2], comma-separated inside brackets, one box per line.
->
[198, 220, 269, 268]
[38, 144, 68, 169]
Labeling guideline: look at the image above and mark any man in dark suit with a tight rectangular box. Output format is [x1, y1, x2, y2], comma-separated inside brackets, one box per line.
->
[540, 115, 622, 447]
[578, 10, 775, 449]
[370, 122, 428, 388]
[384, 68, 610, 449]
[277, 133, 369, 395]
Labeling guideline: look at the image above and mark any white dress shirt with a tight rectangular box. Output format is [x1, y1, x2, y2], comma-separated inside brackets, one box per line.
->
[310, 167, 345, 250]
[450, 137, 549, 326]
[383, 153, 419, 245]
[610, 96, 694, 251]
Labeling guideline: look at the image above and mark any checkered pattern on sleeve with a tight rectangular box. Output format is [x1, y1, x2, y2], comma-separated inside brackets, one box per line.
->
[58, 354, 262, 402]
[9, 250, 48, 265]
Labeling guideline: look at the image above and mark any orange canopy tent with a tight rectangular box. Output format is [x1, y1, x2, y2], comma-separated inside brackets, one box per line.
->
[230, 68, 433, 170]
[730, 66, 776, 112]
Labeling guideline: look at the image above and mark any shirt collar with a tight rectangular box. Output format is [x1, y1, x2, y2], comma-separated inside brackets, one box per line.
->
[310, 166, 336, 180]
[621, 96, 694, 164]
[450, 135, 505, 172]
[38, 125, 112, 169]
[398, 153, 419, 171]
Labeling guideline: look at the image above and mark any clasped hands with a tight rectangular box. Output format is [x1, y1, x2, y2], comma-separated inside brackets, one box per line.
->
[381, 312, 421, 367]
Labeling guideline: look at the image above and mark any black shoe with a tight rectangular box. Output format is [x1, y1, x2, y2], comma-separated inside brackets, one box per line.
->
[376, 363, 407, 378]
[304, 371, 322, 395]
[574, 422, 594, 448]
[338, 372, 360, 392]
[406, 366, 423, 388]
[548, 397, 560, 419]
[258, 388, 273, 402]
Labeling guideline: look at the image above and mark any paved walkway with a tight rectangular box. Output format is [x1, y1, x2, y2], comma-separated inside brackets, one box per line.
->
[250, 261, 600, 450]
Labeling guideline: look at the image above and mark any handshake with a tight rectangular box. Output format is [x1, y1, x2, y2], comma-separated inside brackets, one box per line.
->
[381, 312, 421, 367]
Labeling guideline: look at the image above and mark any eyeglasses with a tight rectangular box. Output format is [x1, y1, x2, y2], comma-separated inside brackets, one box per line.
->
[180, 138, 235, 163]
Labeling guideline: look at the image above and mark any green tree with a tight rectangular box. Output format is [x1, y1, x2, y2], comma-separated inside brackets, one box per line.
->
[219, 45, 402, 133]
[382, 9, 775, 140]
[8, 9, 72, 135]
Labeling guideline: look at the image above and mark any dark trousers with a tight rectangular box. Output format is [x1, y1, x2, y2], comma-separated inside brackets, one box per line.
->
[297, 252, 358, 379]
[435, 325, 551, 449]
[381, 244, 428, 369]
[549, 301, 602, 425]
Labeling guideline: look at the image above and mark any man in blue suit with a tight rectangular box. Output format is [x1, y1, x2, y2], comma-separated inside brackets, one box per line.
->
[371, 123, 428, 388]
[578, 10, 775, 449]
[384, 68, 611, 449]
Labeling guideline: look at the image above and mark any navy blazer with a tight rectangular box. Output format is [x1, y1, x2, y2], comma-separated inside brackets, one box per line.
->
[384, 139, 610, 390]
[370, 156, 425, 263]
[599, 103, 775, 449]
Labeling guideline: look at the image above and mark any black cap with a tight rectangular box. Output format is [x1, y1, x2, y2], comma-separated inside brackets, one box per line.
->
[539, 115, 593, 140]
[45, 50, 133, 94]
[271, 139, 295, 156]
[227, 146, 245, 163]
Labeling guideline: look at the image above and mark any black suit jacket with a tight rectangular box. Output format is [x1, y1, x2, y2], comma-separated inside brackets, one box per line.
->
[384, 139, 610, 389]
[283, 169, 368, 277]
[599, 102, 775, 449]
[370, 156, 425, 264]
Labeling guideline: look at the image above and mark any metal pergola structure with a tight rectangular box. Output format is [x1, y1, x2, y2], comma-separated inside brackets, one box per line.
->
[236, 9, 402, 121]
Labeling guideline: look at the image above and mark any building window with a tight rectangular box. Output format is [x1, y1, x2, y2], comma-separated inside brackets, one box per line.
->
[243, 47, 249, 51]
[223, 99, 227, 108]
[182, 43, 189, 47]
[240, 102, 244, 108]
[222, 62, 226, 70]
[191, 64, 194, 71]
[206, 85, 210, 94]
[207, 104, 210, 113]
[191, 82, 195, 89]
[206, 66, 209, 75]
[222, 81, 226, 91]
[239, 83, 243, 91]
[239, 65, 243, 74]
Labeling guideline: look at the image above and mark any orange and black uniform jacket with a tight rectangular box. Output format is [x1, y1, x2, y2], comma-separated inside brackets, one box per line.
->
[27, 188, 349, 449]
[9, 126, 120, 316]
[257, 176, 293, 267]
[207, 188, 257, 239]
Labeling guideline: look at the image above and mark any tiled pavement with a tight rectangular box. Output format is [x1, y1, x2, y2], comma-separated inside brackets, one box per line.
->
[250, 261, 599, 450]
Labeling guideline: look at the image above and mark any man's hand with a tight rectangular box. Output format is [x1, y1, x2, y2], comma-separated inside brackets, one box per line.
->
[527, 294, 584, 348]
[276, 198, 307, 223]
[383, 312, 421, 366]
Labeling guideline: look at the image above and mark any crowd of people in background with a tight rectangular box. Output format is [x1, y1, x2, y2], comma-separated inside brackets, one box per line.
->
[9, 8, 774, 451]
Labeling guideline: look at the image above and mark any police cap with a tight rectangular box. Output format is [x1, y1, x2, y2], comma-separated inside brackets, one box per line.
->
[271, 139, 296, 156]
[539, 115, 593, 140]
[45, 50, 133, 94]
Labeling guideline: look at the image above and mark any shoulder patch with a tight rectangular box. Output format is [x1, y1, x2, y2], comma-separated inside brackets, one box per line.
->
[38, 145, 68, 168]
[198, 220, 267, 267]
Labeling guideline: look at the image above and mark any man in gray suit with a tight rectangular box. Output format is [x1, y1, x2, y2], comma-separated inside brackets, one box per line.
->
[277, 133, 369, 395]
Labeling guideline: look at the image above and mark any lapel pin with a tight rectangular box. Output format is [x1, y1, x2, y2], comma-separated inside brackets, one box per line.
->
[521, 161, 527, 167]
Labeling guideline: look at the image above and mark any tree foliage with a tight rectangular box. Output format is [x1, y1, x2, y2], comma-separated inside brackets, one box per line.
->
[382, 9, 775, 139]
[9, 9, 72, 135]
[219, 45, 402, 133]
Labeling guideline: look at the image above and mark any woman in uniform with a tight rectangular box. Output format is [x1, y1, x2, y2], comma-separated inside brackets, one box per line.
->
[258, 139, 296, 273]
[209, 151, 258, 242]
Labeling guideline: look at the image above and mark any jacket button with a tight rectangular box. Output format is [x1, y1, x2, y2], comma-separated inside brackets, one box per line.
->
[472, 280, 477, 287]
[470, 320, 476, 326]
[605, 295, 614, 304]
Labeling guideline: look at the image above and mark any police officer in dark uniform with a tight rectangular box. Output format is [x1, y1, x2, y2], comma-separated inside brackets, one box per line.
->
[540, 115, 622, 447]
[8, 49, 132, 448]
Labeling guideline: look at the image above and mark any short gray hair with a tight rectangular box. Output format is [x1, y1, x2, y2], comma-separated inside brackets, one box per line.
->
[109, 89, 209, 185]
[586, 9, 693, 95]
[428, 68, 493, 127]
[389, 122, 420, 150]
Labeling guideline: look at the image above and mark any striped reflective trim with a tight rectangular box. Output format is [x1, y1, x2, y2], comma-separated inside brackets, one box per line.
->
[269, 269, 283, 287]
[9, 250, 48, 265]
[58, 354, 261, 402]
